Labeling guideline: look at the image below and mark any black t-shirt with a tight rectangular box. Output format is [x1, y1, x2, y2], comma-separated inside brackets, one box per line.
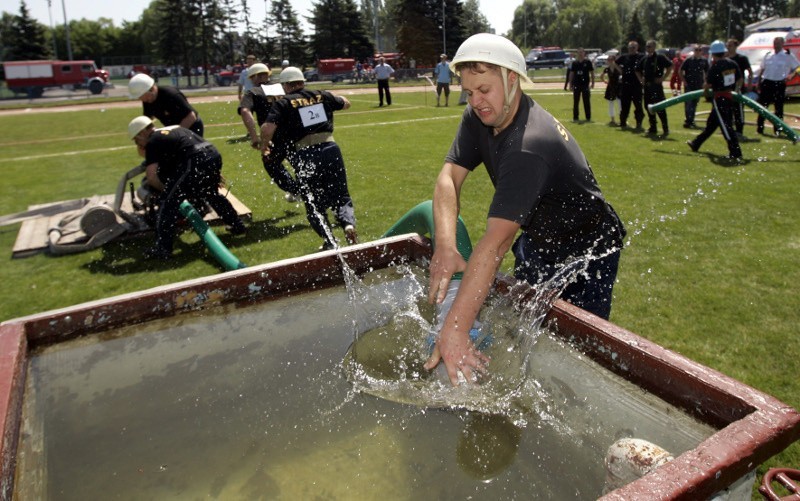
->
[706, 58, 741, 92]
[637, 53, 672, 81]
[616, 52, 644, 85]
[266, 89, 346, 144]
[144, 126, 208, 186]
[681, 57, 710, 89]
[569, 59, 594, 88]
[446, 95, 624, 260]
[729, 54, 751, 78]
[143, 86, 197, 127]
[240, 85, 282, 126]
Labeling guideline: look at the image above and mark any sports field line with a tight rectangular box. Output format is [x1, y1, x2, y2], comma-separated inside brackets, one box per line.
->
[0, 114, 461, 163]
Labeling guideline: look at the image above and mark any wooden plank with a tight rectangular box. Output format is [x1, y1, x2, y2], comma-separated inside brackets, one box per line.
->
[11, 191, 251, 258]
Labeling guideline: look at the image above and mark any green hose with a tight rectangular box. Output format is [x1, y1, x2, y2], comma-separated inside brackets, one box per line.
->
[382, 200, 473, 279]
[646, 89, 706, 113]
[179, 200, 247, 271]
[648, 89, 798, 143]
[733, 92, 799, 143]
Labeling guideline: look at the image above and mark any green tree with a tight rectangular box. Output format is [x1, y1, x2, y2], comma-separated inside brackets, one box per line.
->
[394, 0, 440, 64]
[623, 10, 646, 48]
[269, 0, 308, 67]
[662, 0, 709, 47]
[511, 0, 557, 49]
[637, 0, 665, 40]
[702, 0, 787, 42]
[545, 0, 621, 49]
[460, 0, 491, 36]
[309, 0, 373, 60]
[4, 0, 50, 60]
[51, 18, 117, 62]
[789, 0, 800, 16]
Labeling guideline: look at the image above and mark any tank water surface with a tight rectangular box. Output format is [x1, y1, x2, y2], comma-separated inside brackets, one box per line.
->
[15, 265, 715, 500]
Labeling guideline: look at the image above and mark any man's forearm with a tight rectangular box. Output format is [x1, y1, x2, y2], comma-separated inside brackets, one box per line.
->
[179, 111, 197, 129]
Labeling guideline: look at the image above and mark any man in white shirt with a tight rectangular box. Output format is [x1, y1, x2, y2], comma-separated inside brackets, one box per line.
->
[373, 57, 395, 107]
[755, 37, 800, 135]
[238, 55, 257, 102]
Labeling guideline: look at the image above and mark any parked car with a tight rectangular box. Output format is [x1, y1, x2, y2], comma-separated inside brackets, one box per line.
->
[528, 49, 570, 69]
[213, 65, 244, 86]
[680, 44, 709, 59]
[594, 49, 619, 67]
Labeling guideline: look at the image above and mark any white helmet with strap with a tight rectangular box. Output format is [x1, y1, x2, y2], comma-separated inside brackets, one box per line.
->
[247, 63, 271, 79]
[280, 66, 305, 83]
[450, 33, 531, 115]
[127, 115, 153, 140]
[128, 73, 155, 99]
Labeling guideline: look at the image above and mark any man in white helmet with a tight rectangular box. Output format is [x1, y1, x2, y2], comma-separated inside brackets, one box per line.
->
[128, 73, 204, 137]
[261, 67, 357, 250]
[424, 33, 626, 386]
[127, 116, 246, 260]
[239, 63, 299, 198]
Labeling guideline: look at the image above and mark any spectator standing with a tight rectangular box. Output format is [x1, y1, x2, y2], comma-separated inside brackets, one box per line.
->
[680, 45, 710, 128]
[616, 41, 645, 130]
[261, 67, 358, 250]
[601, 54, 622, 125]
[636, 40, 672, 136]
[726, 38, 752, 136]
[435, 54, 453, 106]
[565, 48, 595, 122]
[669, 54, 684, 96]
[129, 73, 204, 137]
[686, 41, 742, 160]
[374, 57, 395, 107]
[755, 37, 798, 135]
[237, 54, 256, 102]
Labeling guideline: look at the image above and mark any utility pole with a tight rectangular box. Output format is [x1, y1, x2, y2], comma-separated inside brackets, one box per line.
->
[373, 0, 381, 53]
[442, 0, 446, 55]
[61, 0, 73, 60]
[47, 0, 58, 58]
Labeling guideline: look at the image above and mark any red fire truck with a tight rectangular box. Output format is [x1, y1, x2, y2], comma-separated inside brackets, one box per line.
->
[3, 60, 109, 98]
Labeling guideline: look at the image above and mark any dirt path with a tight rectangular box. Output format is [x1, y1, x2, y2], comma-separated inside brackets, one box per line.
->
[0, 81, 567, 116]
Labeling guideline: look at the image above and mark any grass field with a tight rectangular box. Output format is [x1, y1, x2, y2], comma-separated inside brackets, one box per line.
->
[1, 86, 798, 493]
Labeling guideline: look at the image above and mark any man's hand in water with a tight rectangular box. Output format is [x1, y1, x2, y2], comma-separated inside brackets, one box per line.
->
[425, 328, 489, 385]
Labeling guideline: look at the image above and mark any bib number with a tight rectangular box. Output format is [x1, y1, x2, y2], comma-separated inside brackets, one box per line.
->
[723, 72, 736, 86]
[301, 103, 327, 127]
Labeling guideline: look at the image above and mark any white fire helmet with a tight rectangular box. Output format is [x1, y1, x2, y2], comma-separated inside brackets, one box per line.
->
[450, 33, 532, 115]
[128, 73, 155, 99]
[279, 66, 305, 84]
[247, 63, 271, 79]
[450, 33, 532, 84]
[128, 115, 153, 140]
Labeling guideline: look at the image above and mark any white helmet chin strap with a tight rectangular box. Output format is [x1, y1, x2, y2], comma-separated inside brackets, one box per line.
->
[500, 67, 519, 116]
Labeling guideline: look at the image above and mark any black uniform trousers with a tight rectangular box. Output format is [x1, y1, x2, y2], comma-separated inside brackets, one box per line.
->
[572, 85, 591, 120]
[756, 79, 786, 133]
[155, 149, 243, 253]
[377, 79, 392, 106]
[643, 82, 669, 133]
[294, 142, 356, 247]
[618, 82, 644, 128]
[689, 96, 742, 159]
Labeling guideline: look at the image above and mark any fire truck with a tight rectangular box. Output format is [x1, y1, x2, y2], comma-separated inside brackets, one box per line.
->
[3, 60, 109, 98]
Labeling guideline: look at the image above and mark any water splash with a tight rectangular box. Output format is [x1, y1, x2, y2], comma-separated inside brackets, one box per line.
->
[341, 258, 591, 433]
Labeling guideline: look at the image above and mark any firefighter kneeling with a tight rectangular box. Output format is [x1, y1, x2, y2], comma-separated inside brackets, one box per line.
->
[127, 116, 246, 260]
